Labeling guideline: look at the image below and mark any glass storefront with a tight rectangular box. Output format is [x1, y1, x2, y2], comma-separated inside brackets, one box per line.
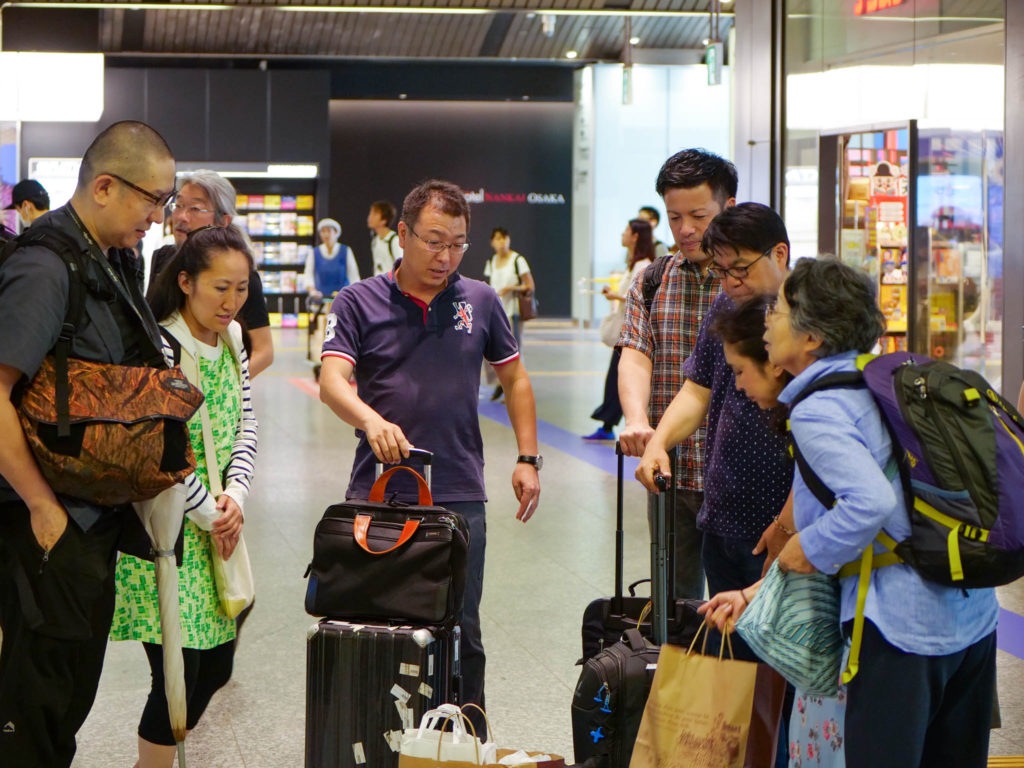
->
[782, 0, 1005, 385]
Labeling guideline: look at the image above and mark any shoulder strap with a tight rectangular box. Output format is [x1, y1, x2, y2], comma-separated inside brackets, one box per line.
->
[5, 226, 94, 437]
[641, 254, 672, 315]
[385, 231, 400, 258]
[787, 371, 866, 510]
[159, 326, 183, 366]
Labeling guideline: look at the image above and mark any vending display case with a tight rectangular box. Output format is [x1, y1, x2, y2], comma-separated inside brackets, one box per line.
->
[232, 178, 317, 327]
[818, 123, 1004, 381]
[823, 123, 912, 354]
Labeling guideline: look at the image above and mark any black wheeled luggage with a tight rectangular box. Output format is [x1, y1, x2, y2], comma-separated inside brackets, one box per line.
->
[571, 445, 703, 768]
[305, 620, 461, 768]
[577, 444, 703, 664]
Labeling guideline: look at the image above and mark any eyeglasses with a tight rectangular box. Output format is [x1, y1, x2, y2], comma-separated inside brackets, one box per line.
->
[764, 298, 790, 322]
[105, 172, 176, 210]
[409, 225, 470, 255]
[172, 203, 216, 217]
[708, 247, 773, 281]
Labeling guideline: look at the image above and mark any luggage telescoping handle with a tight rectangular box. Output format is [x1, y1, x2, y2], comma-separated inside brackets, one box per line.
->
[650, 445, 679, 646]
[374, 447, 433, 490]
[613, 440, 625, 616]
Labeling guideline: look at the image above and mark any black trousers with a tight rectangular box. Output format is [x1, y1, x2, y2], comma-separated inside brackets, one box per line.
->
[0, 503, 121, 768]
[590, 348, 623, 429]
[139, 640, 235, 745]
[844, 619, 997, 768]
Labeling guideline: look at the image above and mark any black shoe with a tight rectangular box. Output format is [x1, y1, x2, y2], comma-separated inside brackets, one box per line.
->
[490, 385, 503, 401]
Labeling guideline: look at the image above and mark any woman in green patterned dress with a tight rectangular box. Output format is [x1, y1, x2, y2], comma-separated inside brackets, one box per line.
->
[111, 225, 258, 768]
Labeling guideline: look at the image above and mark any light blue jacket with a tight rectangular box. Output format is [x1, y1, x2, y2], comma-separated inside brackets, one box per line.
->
[781, 352, 999, 655]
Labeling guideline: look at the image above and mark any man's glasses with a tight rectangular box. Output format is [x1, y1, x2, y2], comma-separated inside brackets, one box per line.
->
[708, 247, 773, 281]
[105, 172, 176, 210]
[172, 203, 216, 217]
[409, 225, 470, 255]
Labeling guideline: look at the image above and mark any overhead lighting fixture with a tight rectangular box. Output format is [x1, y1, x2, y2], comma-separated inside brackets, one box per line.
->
[629, 36, 640, 45]
[7, 2, 732, 18]
[0, 53, 104, 121]
[702, 38, 710, 45]
[566, 50, 578, 59]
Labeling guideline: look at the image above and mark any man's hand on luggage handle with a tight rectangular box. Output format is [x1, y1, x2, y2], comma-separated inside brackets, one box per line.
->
[618, 422, 655, 458]
[635, 445, 671, 493]
[363, 415, 412, 465]
[512, 464, 540, 523]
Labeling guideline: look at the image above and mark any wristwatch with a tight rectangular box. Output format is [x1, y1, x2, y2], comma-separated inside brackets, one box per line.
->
[516, 454, 543, 471]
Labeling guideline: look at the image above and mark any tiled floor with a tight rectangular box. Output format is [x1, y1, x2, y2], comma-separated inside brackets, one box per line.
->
[70, 322, 1024, 766]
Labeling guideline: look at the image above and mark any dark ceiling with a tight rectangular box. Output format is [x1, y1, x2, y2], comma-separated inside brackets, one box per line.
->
[1, 0, 735, 62]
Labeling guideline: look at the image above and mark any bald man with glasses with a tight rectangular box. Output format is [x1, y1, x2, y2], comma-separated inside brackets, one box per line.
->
[0, 121, 176, 767]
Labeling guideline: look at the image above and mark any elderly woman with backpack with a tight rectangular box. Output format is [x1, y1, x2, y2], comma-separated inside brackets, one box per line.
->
[110, 225, 258, 768]
[701, 257, 999, 768]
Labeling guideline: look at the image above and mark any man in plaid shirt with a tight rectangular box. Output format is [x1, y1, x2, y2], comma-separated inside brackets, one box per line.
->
[617, 149, 737, 600]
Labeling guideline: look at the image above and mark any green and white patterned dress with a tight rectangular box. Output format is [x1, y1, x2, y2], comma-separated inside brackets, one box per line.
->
[110, 338, 241, 649]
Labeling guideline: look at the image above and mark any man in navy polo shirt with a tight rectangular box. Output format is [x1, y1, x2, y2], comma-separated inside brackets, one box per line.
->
[319, 179, 542, 732]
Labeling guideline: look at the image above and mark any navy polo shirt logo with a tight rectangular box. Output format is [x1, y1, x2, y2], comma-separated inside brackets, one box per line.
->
[324, 313, 338, 343]
[453, 301, 474, 334]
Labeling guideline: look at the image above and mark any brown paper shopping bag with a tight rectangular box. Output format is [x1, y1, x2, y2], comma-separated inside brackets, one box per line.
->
[629, 626, 761, 768]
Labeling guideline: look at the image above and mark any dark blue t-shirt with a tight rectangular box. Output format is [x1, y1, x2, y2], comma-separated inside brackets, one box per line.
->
[323, 268, 519, 503]
[682, 292, 792, 539]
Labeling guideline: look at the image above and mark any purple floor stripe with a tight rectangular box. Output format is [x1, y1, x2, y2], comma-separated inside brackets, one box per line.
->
[478, 399, 639, 478]
[480, 399, 1024, 663]
[998, 607, 1024, 661]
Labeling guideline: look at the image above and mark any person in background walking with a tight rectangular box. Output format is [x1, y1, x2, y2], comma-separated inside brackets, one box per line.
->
[483, 227, 534, 401]
[585, 218, 656, 440]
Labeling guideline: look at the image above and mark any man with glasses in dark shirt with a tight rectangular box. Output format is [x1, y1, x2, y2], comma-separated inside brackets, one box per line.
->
[636, 203, 795, 654]
[0, 121, 175, 767]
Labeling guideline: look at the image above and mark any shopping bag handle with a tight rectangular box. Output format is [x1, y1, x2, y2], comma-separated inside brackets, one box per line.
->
[436, 704, 496, 765]
[353, 514, 420, 555]
[369, 465, 433, 506]
[686, 619, 734, 659]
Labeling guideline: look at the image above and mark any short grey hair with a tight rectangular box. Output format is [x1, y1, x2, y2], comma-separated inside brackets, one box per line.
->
[178, 169, 237, 224]
[783, 256, 886, 359]
[177, 169, 252, 251]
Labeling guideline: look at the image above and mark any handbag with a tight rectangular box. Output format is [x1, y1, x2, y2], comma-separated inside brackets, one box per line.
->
[735, 560, 843, 696]
[599, 308, 624, 348]
[17, 356, 202, 506]
[304, 466, 470, 626]
[513, 255, 538, 322]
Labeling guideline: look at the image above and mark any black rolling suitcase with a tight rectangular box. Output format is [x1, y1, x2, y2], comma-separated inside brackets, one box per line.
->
[305, 451, 464, 768]
[577, 443, 703, 664]
[571, 445, 703, 768]
[305, 620, 460, 768]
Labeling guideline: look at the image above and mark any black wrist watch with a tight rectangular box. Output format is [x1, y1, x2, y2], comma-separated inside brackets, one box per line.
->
[516, 454, 543, 471]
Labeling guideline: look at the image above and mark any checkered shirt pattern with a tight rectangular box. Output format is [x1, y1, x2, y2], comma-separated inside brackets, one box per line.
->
[618, 253, 721, 490]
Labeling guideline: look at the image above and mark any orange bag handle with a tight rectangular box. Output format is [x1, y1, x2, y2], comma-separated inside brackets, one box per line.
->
[353, 514, 420, 555]
[369, 465, 433, 506]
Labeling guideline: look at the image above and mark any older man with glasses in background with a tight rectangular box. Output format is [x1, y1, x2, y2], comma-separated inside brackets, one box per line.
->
[147, 170, 274, 377]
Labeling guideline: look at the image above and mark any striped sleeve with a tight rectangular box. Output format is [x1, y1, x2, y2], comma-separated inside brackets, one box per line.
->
[221, 346, 259, 513]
